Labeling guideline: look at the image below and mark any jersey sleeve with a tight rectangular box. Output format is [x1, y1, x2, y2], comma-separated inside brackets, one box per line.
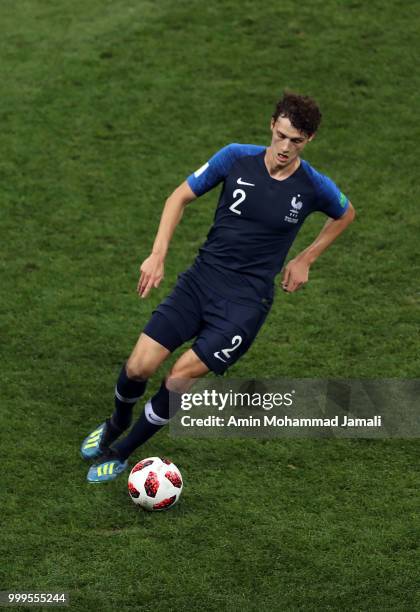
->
[316, 174, 349, 219]
[187, 143, 264, 197]
[302, 161, 349, 219]
[315, 174, 349, 218]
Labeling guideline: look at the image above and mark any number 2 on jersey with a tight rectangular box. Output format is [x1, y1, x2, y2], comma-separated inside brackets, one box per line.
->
[229, 189, 246, 215]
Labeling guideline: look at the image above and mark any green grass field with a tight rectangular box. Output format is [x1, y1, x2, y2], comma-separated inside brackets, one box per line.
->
[1, 1, 419, 610]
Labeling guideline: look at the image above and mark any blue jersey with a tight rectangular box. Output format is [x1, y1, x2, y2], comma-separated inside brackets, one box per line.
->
[187, 144, 349, 308]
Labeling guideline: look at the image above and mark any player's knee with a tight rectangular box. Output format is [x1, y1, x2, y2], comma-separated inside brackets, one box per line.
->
[165, 362, 206, 393]
[165, 373, 194, 394]
[125, 359, 155, 381]
[166, 367, 185, 393]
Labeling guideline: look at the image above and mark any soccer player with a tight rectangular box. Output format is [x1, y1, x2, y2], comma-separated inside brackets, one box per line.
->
[81, 92, 355, 482]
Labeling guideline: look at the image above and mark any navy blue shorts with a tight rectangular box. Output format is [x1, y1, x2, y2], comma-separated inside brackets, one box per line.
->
[143, 268, 271, 375]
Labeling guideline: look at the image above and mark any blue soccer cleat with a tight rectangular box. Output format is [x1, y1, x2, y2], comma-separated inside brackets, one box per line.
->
[80, 418, 123, 461]
[86, 448, 128, 483]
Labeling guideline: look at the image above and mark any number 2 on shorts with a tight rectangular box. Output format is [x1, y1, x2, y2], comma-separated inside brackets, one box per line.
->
[214, 335, 243, 363]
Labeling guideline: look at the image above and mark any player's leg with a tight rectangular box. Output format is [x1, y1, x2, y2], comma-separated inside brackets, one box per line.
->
[102, 295, 270, 472]
[80, 333, 170, 461]
[86, 349, 209, 483]
[111, 348, 209, 460]
[110, 332, 171, 431]
[85, 270, 205, 482]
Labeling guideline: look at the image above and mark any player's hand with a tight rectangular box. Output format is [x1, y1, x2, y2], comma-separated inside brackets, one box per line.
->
[137, 253, 165, 298]
[281, 258, 310, 293]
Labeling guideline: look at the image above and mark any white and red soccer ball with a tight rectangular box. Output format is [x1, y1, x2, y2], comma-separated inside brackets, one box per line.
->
[128, 457, 183, 511]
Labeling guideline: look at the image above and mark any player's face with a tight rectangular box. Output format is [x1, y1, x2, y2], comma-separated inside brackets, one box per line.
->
[268, 115, 313, 169]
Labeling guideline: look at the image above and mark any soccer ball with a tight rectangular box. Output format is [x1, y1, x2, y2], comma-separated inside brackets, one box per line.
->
[128, 457, 183, 511]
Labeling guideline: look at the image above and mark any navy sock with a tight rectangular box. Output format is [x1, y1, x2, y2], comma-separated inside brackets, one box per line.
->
[112, 365, 148, 431]
[114, 380, 181, 461]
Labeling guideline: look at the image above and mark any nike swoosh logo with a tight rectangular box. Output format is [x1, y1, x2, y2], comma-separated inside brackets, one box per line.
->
[237, 177, 255, 186]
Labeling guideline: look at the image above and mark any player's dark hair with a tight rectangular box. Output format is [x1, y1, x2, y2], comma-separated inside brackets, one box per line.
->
[272, 91, 322, 136]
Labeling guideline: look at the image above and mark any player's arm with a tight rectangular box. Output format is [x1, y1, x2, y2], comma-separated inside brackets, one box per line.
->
[138, 144, 242, 297]
[282, 202, 356, 293]
[138, 181, 197, 298]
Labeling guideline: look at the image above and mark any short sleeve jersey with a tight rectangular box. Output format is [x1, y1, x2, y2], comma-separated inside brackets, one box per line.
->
[187, 144, 349, 306]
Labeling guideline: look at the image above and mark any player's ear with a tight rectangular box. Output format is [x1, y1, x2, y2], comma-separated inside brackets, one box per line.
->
[270, 117, 275, 130]
[307, 133, 316, 142]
